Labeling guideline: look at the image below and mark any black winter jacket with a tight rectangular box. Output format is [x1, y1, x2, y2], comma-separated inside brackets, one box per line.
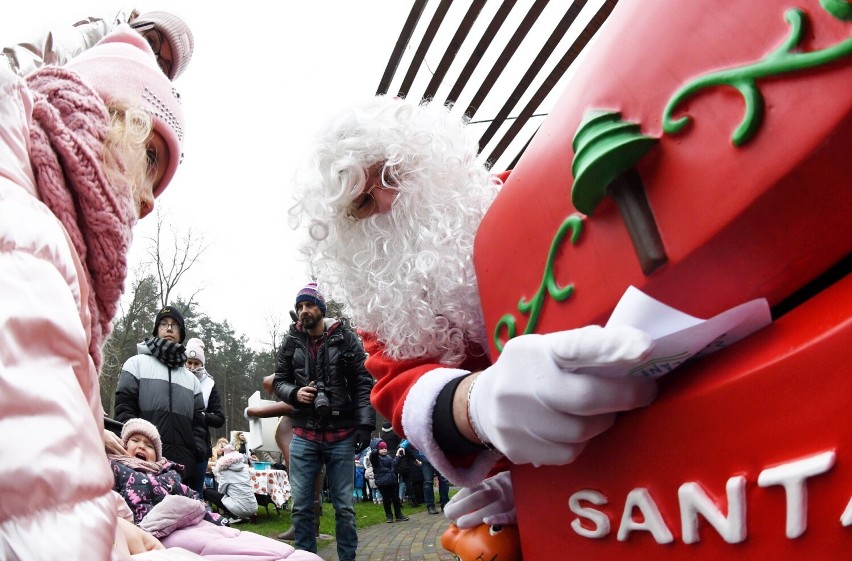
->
[115, 343, 207, 473]
[370, 450, 400, 487]
[273, 319, 375, 432]
[201, 383, 225, 458]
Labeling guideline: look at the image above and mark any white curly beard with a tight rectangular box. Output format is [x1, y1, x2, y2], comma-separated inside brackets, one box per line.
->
[289, 97, 501, 365]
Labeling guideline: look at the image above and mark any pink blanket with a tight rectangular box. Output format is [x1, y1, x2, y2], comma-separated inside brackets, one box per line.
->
[161, 521, 322, 561]
[139, 495, 207, 538]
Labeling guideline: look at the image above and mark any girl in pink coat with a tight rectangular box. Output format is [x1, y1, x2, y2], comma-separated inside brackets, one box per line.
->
[0, 24, 185, 560]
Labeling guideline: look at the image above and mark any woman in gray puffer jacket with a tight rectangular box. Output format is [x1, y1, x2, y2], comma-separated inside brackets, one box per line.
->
[204, 444, 258, 522]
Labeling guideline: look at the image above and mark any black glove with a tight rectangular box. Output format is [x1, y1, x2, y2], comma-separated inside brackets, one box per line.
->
[353, 428, 371, 453]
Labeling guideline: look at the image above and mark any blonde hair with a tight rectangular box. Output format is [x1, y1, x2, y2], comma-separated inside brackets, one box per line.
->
[102, 102, 154, 218]
[231, 432, 245, 449]
[212, 437, 230, 459]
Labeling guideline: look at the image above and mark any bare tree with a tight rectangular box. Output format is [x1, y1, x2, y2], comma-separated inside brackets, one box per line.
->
[146, 210, 210, 308]
[263, 312, 284, 353]
[101, 271, 159, 415]
[102, 211, 210, 414]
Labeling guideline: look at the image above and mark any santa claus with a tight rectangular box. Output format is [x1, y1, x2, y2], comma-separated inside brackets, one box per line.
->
[289, 95, 658, 528]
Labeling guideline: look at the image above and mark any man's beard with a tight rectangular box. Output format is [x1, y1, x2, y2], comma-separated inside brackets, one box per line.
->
[301, 314, 321, 330]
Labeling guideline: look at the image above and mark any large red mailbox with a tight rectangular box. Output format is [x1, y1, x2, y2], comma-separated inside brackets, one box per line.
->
[473, 0, 852, 558]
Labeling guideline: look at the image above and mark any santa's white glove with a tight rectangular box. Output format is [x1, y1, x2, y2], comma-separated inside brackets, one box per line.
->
[467, 325, 657, 466]
[443, 471, 516, 529]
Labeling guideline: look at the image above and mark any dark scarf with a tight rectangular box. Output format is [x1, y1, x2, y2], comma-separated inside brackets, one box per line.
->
[145, 336, 187, 368]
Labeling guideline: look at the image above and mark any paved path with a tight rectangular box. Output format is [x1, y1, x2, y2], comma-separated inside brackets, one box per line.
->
[316, 509, 456, 561]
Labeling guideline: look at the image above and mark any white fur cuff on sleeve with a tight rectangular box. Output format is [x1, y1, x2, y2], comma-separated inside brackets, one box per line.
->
[401, 367, 501, 488]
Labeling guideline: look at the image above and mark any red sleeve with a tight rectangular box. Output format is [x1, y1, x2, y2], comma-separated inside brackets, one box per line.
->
[361, 330, 442, 439]
[361, 330, 507, 484]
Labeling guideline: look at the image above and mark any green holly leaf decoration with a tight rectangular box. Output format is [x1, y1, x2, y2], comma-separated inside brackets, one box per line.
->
[571, 110, 657, 215]
[821, 0, 852, 20]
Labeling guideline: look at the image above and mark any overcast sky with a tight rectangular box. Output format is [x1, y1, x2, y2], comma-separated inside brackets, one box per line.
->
[4, 1, 599, 350]
[3, 1, 414, 350]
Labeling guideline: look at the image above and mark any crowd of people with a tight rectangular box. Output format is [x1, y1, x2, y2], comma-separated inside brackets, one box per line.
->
[0, 6, 667, 561]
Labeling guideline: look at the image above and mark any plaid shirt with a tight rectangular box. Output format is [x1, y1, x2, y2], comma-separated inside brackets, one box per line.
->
[293, 425, 355, 443]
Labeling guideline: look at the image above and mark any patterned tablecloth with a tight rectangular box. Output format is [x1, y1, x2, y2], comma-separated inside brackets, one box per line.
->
[249, 468, 290, 508]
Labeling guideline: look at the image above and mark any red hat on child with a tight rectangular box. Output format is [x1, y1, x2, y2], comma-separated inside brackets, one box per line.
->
[377, 441, 388, 450]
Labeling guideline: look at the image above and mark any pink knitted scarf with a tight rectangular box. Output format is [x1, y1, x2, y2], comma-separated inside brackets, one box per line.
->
[26, 66, 137, 372]
[108, 453, 170, 475]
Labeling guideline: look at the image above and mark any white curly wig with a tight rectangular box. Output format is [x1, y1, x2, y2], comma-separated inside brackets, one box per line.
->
[289, 96, 501, 365]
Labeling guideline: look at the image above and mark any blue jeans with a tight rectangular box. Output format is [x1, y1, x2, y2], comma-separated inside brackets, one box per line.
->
[422, 459, 450, 509]
[192, 460, 207, 496]
[289, 434, 357, 560]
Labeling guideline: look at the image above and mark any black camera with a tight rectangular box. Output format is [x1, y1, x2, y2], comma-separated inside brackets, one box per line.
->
[313, 381, 331, 417]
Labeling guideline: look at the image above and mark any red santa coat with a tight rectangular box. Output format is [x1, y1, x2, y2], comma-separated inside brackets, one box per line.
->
[362, 331, 506, 487]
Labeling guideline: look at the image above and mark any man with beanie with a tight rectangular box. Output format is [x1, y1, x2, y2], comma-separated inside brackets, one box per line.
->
[273, 282, 376, 561]
[185, 337, 225, 495]
[115, 305, 208, 490]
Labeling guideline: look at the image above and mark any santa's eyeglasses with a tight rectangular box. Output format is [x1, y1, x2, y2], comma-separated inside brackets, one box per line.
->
[345, 163, 396, 221]
[346, 183, 380, 221]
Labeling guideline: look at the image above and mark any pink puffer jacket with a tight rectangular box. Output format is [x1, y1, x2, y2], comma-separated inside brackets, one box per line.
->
[0, 66, 118, 559]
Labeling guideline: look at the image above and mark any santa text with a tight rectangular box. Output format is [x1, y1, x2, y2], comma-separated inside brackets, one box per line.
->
[568, 450, 852, 544]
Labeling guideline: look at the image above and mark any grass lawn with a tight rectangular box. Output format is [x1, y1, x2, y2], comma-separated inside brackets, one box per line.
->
[228, 497, 434, 546]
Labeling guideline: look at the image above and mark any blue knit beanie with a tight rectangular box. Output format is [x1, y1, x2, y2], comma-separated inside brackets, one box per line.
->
[295, 282, 327, 316]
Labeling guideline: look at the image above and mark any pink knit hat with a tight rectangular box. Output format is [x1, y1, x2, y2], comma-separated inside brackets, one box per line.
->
[122, 418, 164, 461]
[131, 11, 195, 80]
[65, 24, 185, 197]
[185, 337, 206, 366]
